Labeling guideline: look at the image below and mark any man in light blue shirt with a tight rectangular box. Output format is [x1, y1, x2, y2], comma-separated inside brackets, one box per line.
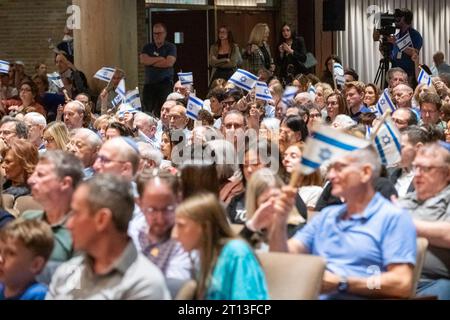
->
[269, 146, 417, 299]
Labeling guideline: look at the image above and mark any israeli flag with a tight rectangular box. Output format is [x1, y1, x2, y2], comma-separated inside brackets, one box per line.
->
[417, 69, 432, 86]
[125, 88, 142, 110]
[308, 84, 317, 100]
[333, 62, 345, 87]
[376, 89, 396, 116]
[229, 69, 258, 92]
[94, 67, 116, 82]
[178, 72, 193, 86]
[281, 86, 298, 107]
[115, 79, 126, 98]
[0, 60, 10, 74]
[47, 72, 64, 88]
[396, 32, 413, 52]
[116, 103, 140, 118]
[300, 124, 370, 175]
[371, 115, 401, 167]
[186, 95, 204, 121]
[255, 81, 272, 101]
[111, 94, 123, 109]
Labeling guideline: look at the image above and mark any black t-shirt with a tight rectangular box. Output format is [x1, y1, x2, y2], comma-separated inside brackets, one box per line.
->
[226, 191, 308, 224]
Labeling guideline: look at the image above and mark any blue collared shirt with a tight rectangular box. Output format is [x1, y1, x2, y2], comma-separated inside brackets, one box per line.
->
[293, 192, 416, 278]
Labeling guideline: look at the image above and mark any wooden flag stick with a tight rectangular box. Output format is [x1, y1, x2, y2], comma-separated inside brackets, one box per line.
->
[62, 89, 72, 103]
[370, 109, 391, 141]
[289, 166, 303, 188]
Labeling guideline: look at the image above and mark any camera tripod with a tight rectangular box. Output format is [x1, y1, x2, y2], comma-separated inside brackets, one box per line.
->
[374, 58, 391, 89]
[374, 57, 391, 89]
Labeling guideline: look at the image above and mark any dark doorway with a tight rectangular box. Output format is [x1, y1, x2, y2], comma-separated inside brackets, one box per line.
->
[217, 10, 277, 59]
[150, 10, 209, 98]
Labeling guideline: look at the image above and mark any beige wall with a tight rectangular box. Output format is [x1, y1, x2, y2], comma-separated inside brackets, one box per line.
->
[0, 0, 72, 75]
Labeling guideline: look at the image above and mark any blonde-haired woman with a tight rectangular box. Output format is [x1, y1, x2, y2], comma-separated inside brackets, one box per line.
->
[43, 121, 70, 151]
[243, 23, 274, 75]
[173, 193, 269, 300]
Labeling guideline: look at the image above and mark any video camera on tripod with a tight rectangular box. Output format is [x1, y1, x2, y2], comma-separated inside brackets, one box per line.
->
[373, 12, 397, 59]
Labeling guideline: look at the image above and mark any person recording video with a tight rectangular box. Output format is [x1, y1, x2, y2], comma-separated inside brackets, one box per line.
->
[387, 9, 423, 82]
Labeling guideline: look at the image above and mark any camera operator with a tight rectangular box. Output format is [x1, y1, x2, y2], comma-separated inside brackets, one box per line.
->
[387, 9, 423, 82]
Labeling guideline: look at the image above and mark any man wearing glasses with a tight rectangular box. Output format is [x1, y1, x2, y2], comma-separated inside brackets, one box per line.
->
[398, 142, 450, 300]
[140, 23, 177, 117]
[269, 146, 417, 299]
[419, 92, 447, 132]
[136, 170, 192, 295]
[93, 137, 147, 251]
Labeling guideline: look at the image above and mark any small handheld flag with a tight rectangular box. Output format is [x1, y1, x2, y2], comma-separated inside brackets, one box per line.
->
[281, 86, 298, 107]
[229, 69, 258, 92]
[178, 72, 193, 86]
[299, 124, 371, 175]
[186, 95, 204, 121]
[333, 62, 345, 87]
[0, 60, 10, 74]
[47, 72, 64, 89]
[94, 67, 116, 82]
[370, 114, 402, 167]
[125, 88, 142, 110]
[417, 68, 432, 86]
[375, 89, 396, 116]
[255, 81, 273, 101]
[308, 84, 317, 101]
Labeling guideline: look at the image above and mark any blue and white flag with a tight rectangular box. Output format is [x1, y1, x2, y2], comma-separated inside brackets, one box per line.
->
[0, 60, 10, 74]
[376, 89, 396, 116]
[333, 62, 345, 87]
[125, 88, 142, 110]
[281, 86, 298, 107]
[300, 124, 370, 175]
[115, 78, 126, 98]
[396, 32, 413, 52]
[229, 69, 258, 91]
[116, 103, 140, 118]
[371, 115, 402, 167]
[186, 95, 204, 121]
[47, 72, 64, 88]
[111, 94, 123, 109]
[178, 72, 193, 86]
[308, 84, 317, 100]
[255, 81, 272, 101]
[94, 67, 116, 82]
[417, 69, 432, 86]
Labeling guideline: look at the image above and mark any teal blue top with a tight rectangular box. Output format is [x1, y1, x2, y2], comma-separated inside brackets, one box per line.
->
[206, 239, 269, 300]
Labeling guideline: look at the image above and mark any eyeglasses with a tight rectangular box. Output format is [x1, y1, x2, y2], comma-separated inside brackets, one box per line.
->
[142, 205, 175, 216]
[412, 164, 447, 174]
[95, 155, 128, 165]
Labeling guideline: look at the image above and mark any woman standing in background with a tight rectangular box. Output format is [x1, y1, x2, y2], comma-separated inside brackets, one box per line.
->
[209, 26, 242, 86]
